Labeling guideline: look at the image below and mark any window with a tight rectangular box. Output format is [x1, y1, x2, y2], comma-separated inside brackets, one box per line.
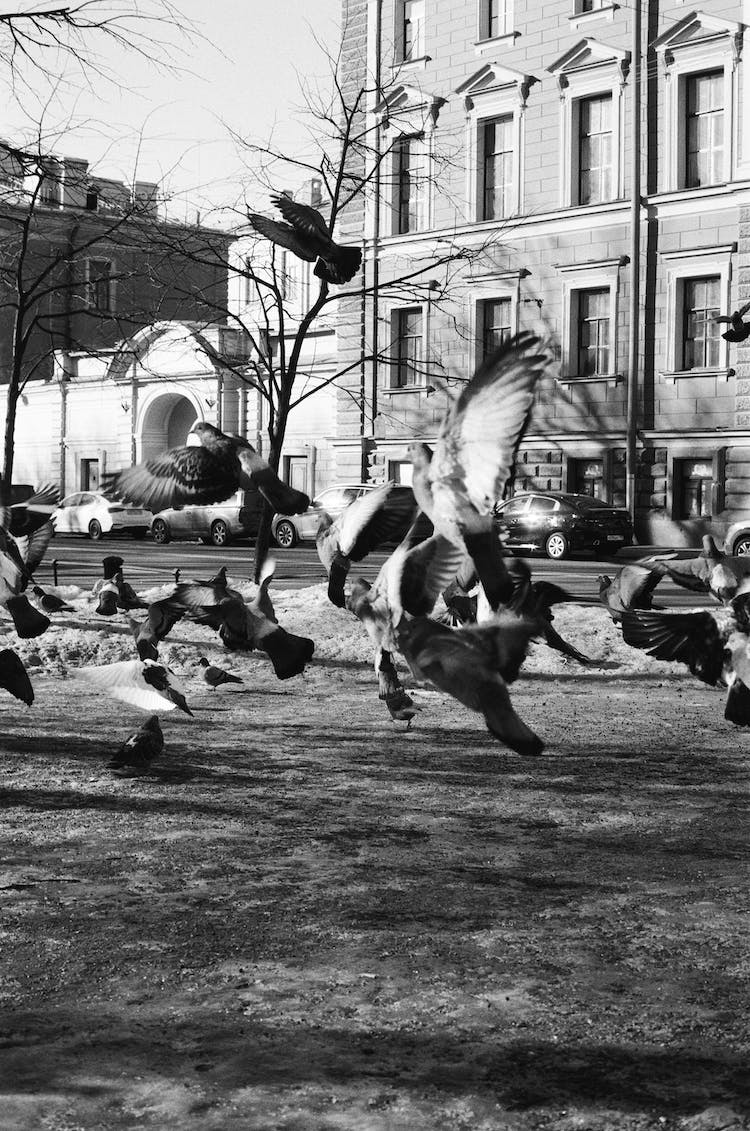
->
[400, 0, 424, 61]
[480, 297, 512, 358]
[576, 288, 610, 375]
[81, 459, 99, 491]
[529, 496, 559, 513]
[481, 115, 514, 219]
[570, 458, 604, 498]
[682, 276, 720, 369]
[675, 458, 713, 519]
[395, 135, 425, 234]
[577, 94, 612, 204]
[685, 70, 724, 188]
[86, 259, 113, 313]
[480, 0, 510, 39]
[497, 496, 529, 515]
[389, 460, 414, 486]
[85, 187, 98, 212]
[394, 307, 423, 386]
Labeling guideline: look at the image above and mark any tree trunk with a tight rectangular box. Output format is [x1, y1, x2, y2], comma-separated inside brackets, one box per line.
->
[2, 308, 24, 505]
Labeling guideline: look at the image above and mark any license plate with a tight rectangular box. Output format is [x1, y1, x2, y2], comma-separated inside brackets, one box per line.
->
[606, 535, 622, 541]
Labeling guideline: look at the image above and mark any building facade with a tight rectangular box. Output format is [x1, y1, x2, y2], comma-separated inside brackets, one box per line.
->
[335, 0, 750, 544]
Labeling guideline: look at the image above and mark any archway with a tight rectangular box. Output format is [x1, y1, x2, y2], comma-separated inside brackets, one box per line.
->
[139, 393, 198, 462]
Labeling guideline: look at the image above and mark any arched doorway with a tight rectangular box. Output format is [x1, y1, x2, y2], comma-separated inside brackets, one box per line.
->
[139, 394, 198, 462]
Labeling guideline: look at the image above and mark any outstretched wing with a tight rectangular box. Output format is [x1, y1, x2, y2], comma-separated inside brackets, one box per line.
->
[247, 213, 317, 261]
[103, 445, 239, 511]
[70, 659, 181, 712]
[620, 608, 725, 685]
[272, 194, 330, 241]
[430, 333, 548, 517]
[337, 484, 416, 561]
[400, 534, 468, 617]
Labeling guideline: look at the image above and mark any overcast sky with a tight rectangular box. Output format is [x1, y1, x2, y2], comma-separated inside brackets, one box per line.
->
[2, 1, 342, 223]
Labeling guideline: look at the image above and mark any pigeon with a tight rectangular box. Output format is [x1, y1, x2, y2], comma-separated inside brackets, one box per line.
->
[502, 558, 590, 664]
[0, 647, 33, 705]
[129, 598, 185, 661]
[95, 578, 119, 617]
[249, 556, 278, 624]
[71, 659, 193, 715]
[598, 564, 664, 623]
[621, 597, 750, 726]
[407, 333, 548, 612]
[92, 555, 125, 598]
[103, 422, 310, 516]
[316, 482, 418, 607]
[646, 535, 750, 604]
[714, 301, 750, 343]
[396, 612, 544, 755]
[112, 570, 147, 611]
[9, 483, 59, 539]
[195, 597, 315, 679]
[198, 656, 243, 688]
[108, 715, 164, 774]
[248, 193, 362, 285]
[0, 511, 53, 637]
[32, 585, 73, 614]
[375, 648, 418, 726]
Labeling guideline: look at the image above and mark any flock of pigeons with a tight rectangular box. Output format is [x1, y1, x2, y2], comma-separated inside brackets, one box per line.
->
[3, 329, 750, 773]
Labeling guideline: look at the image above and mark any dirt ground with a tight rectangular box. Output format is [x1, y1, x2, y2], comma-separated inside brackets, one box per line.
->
[1, 600, 750, 1130]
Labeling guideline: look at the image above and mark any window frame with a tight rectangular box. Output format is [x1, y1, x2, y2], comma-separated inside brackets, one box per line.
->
[389, 305, 427, 390]
[575, 92, 614, 206]
[660, 247, 733, 379]
[393, 133, 427, 235]
[397, 0, 426, 64]
[466, 273, 524, 374]
[557, 258, 625, 382]
[85, 257, 114, 314]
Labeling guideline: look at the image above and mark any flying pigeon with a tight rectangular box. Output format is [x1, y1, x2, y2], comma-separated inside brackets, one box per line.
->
[396, 612, 544, 755]
[597, 564, 664, 623]
[714, 301, 750, 343]
[32, 585, 73, 614]
[0, 511, 53, 637]
[71, 659, 194, 715]
[375, 648, 418, 726]
[621, 597, 750, 726]
[646, 535, 750, 604]
[407, 333, 548, 612]
[501, 557, 589, 664]
[248, 193, 362, 285]
[108, 715, 164, 775]
[9, 483, 59, 539]
[129, 598, 185, 661]
[316, 482, 418, 607]
[102, 422, 310, 516]
[0, 647, 34, 706]
[198, 656, 243, 688]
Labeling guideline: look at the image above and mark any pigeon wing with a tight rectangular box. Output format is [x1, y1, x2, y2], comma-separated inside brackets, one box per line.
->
[103, 445, 239, 511]
[272, 194, 330, 241]
[247, 213, 317, 261]
[400, 534, 469, 617]
[71, 659, 182, 711]
[338, 484, 416, 561]
[617, 564, 663, 606]
[620, 609, 725, 684]
[429, 333, 547, 518]
[236, 447, 310, 513]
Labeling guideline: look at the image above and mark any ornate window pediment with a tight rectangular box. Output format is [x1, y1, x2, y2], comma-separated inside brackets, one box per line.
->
[547, 37, 630, 93]
[653, 11, 743, 68]
[455, 62, 538, 110]
[375, 83, 446, 134]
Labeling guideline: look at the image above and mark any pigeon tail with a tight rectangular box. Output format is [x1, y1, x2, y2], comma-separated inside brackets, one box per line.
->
[259, 627, 315, 680]
[478, 683, 544, 756]
[314, 245, 362, 285]
[725, 677, 750, 726]
[327, 557, 349, 608]
[542, 622, 591, 665]
[5, 594, 50, 639]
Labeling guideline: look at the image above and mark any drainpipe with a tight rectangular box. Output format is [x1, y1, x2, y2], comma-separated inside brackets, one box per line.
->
[59, 374, 68, 495]
[130, 370, 138, 465]
[626, 0, 642, 520]
[368, 0, 383, 481]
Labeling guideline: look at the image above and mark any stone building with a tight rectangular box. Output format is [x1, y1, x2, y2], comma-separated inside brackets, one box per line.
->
[334, 0, 750, 544]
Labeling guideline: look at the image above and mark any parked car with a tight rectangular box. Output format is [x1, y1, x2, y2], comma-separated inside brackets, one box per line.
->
[721, 517, 750, 556]
[494, 491, 634, 560]
[150, 489, 263, 547]
[52, 492, 153, 540]
[271, 483, 420, 549]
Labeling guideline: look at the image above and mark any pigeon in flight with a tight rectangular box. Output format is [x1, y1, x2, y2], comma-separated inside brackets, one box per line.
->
[407, 333, 548, 612]
[317, 482, 419, 608]
[598, 564, 664, 623]
[32, 585, 73, 614]
[198, 656, 243, 688]
[646, 536, 750, 604]
[9, 483, 59, 539]
[108, 716, 164, 775]
[0, 511, 53, 638]
[71, 659, 193, 715]
[248, 193, 362, 285]
[714, 301, 750, 343]
[0, 647, 34, 706]
[129, 598, 185, 661]
[621, 597, 750, 726]
[103, 422, 310, 516]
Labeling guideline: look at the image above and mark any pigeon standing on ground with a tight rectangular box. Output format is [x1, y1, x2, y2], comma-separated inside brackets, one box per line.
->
[92, 555, 125, 598]
[0, 647, 34, 706]
[95, 578, 120, 617]
[714, 302, 750, 343]
[248, 193, 362, 285]
[407, 333, 548, 612]
[108, 716, 164, 775]
[32, 585, 74, 614]
[103, 422, 310, 516]
[198, 656, 243, 689]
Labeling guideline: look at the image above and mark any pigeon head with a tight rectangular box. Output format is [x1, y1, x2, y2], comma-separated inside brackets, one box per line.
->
[144, 715, 162, 733]
[189, 422, 223, 447]
[597, 575, 611, 594]
[198, 657, 210, 668]
[406, 442, 433, 468]
[32, 585, 43, 596]
[102, 555, 124, 579]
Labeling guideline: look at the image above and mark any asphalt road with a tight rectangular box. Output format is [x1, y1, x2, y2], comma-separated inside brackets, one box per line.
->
[38, 533, 710, 608]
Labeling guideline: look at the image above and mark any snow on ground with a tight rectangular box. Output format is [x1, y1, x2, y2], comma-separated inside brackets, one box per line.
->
[0, 572, 688, 682]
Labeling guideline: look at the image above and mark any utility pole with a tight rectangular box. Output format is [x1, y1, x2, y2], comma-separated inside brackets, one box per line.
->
[626, 0, 642, 520]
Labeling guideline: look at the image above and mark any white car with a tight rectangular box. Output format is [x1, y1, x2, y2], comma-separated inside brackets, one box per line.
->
[52, 492, 153, 540]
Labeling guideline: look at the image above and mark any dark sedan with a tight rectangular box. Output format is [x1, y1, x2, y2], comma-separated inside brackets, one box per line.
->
[494, 491, 633, 560]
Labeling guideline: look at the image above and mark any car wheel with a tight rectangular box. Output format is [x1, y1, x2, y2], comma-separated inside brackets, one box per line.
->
[88, 519, 103, 541]
[210, 519, 231, 547]
[545, 531, 569, 560]
[274, 520, 297, 549]
[733, 536, 750, 556]
[151, 519, 170, 545]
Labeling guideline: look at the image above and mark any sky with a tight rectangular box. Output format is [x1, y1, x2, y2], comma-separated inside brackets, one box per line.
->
[1, 0, 342, 224]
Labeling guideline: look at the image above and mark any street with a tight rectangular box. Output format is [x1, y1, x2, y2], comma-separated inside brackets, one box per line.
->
[40, 533, 709, 607]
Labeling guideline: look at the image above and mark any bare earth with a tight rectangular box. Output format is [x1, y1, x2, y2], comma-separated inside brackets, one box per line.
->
[1, 596, 749, 1130]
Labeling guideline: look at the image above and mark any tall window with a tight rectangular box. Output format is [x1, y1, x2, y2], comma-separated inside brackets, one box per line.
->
[401, 0, 424, 60]
[682, 276, 720, 369]
[480, 297, 512, 359]
[395, 135, 424, 234]
[394, 308, 423, 387]
[576, 288, 610, 375]
[481, 116, 514, 220]
[481, 0, 510, 39]
[571, 458, 604, 498]
[685, 70, 724, 188]
[86, 259, 113, 313]
[577, 94, 612, 204]
[676, 458, 713, 519]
